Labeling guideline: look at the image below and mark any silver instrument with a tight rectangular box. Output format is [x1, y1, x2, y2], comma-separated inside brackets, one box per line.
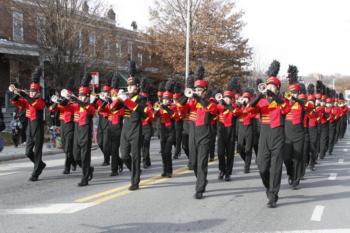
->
[50, 95, 63, 104]
[215, 93, 223, 102]
[258, 83, 267, 94]
[184, 88, 194, 98]
[60, 89, 78, 100]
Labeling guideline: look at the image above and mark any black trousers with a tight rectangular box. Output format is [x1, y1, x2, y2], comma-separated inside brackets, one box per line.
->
[61, 121, 75, 171]
[73, 122, 81, 166]
[335, 119, 341, 144]
[340, 115, 347, 138]
[319, 123, 329, 159]
[301, 128, 309, 178]
[217, 123, 235, 175]
[160, 125, 175, 174]
[257, 125, 284, 201]
[97, 117, 110, 164]
[182, 121, 190, 158]
[109, 124, 122, 173]
[26, 120, 45, 178]
[252, 118, 260, 157]
[237, 123, 253, 170]
[283, 122, 304, 183]
[76, 123, 93, 182]
[328, 122, 336, 154]
[20, 118, 27, 143]
[174, 120, 183, 157]
[188, 121, 196, 168]
[190, 124, 210, 193]
[307, 126, 318, 166]
[142, 124, 153, 166]
[209, 123, 217, 159]
[120, 120, 142, 187]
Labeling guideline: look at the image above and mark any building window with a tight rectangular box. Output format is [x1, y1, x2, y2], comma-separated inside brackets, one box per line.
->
[36, 15, 46, 45]
[128, 42, 133, 59]
[104, 39, 110, 59]
[89, 32, 96, 56]
[138, 53, 143, 66]
[116, 42, 121, 58]
[13, 12, 24, 42]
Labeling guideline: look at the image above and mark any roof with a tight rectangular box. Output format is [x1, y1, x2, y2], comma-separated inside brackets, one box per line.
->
[0, 39, 39, 57]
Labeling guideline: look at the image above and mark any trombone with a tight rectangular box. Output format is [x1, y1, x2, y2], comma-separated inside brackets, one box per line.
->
[50, 94, 64, 104]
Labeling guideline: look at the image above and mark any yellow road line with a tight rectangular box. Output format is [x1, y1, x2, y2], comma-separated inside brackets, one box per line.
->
[76, 160, 217, 204]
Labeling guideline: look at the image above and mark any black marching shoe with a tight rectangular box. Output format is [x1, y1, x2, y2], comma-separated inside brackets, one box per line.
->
[310, 165, 316, 171]
[224, 175, 231, 182]
[102, 161, 109, 166]
[128, 184, 139, 191]
[78, 179, 88, 187]
[29, 176, 38, 182]
[288, 176, 293, 185]
[37, 162, 46, 176]
[119, 163, 124, 173]
[88, 167, 94, 181]
[173, 154, 179, 160]
[143, 162, 149, 169]
[209, 157, 215, 162]
[267, 198, 277, 208]
[194, 192, 203, 199]
[62, 169, 70, 175]
[161, 173, 167, 177]
[72, 164, 77, 171]
[292, 180, 300, 190]
[110, 171, 118, 176]
[244, 167, 250, 174]
[218, 172, 224, 180]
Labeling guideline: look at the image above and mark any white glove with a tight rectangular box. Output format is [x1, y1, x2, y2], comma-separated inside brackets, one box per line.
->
[119, 93, 127, 102]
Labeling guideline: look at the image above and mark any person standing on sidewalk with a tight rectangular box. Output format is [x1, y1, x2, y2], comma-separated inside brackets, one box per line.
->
[11, 67, 46, 181]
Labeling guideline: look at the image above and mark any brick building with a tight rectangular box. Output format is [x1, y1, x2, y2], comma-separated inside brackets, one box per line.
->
[0, 0, 161, 109]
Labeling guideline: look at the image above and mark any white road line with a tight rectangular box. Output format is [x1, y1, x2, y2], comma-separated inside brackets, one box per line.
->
[0, 203, 96, 215]
[343, 149, 348, 152]
[0, 156, 100, 172]
[311, 205, 325, 221]
[328, 173, 337, 180]
[338, 159, 345, 164]
[0, 172, 17, 177]
[255, 229, 350, 233]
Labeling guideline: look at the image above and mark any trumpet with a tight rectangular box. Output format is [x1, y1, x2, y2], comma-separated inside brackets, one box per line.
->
[257, 83, 267, 94]
[153, 102, 161, 111]
[8, 84, 28, 95]
[215, 93, 223, 102]
[184, 88, 194, 98]
[50, 94, 64, 104]
[284, 91, 292, 100]
[61, 89, 78, 100]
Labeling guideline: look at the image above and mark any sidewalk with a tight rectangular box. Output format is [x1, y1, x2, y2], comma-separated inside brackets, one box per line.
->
[0, 143, 99, 162]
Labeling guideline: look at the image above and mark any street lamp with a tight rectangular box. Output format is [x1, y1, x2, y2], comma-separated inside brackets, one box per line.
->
[185, 0, 191, 86]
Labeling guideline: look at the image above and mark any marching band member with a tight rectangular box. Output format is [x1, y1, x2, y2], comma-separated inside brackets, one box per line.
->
[208, 90, 218, 162]
[173, 82, 184, 160]
[236, 88, 255, 174]
[325, 92, 338, 156]
[11, 67, 46, 181]
[316, 87, 329, 160]
[119, 60, 147, 191]
[156, 79, 179, 177]
[96, 78, 112, 166]
[140, 77, 154, 169]
[216, 80, 238, 181]
[100, 75, 124, 176]
[305, 84, 318, 171]
[71, 73, 95, 186]
[178, 65, 216, 199]
[283, 65, 306, 190]
[49, 78, 77, 174]
[247, 60, 289, 208]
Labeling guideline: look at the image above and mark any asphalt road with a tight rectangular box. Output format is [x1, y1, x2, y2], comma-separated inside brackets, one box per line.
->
[1, 131, 350, 233]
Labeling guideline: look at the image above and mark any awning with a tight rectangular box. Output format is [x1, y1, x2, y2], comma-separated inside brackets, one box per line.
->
[0, 39, 39, 57]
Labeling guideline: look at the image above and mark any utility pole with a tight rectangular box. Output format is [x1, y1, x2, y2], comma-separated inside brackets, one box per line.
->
[185, 0, 191, 86]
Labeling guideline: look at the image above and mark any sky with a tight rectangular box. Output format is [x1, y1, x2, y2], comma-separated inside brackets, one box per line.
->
[109, 0, 350, 76]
